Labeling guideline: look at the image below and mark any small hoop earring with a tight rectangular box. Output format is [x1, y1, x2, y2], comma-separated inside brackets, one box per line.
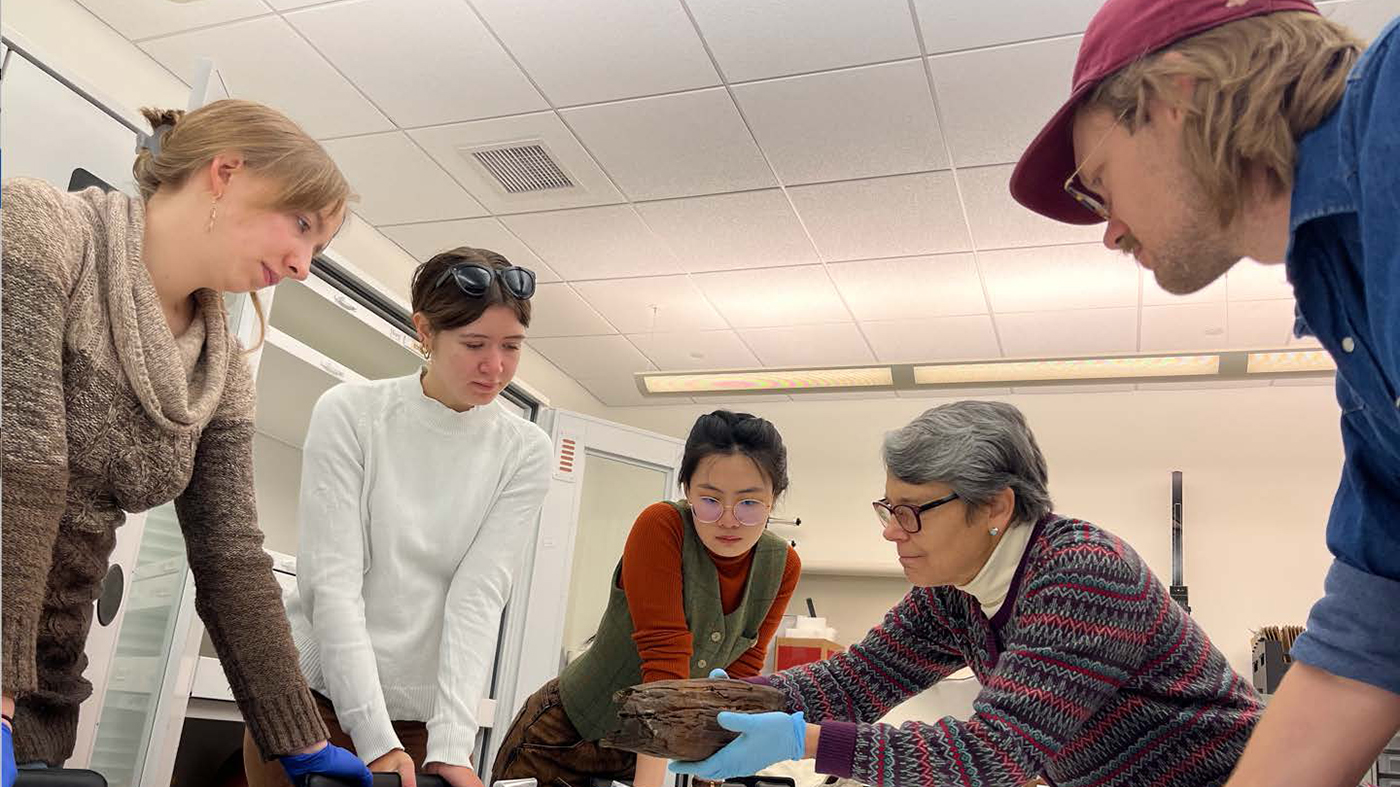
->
[989, 527, 1001, 537]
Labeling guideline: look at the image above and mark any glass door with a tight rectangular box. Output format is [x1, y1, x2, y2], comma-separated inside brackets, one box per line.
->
[482, 410, 683, 783]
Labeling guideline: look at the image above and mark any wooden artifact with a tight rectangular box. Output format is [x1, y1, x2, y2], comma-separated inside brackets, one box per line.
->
[600, 678, 788, 761]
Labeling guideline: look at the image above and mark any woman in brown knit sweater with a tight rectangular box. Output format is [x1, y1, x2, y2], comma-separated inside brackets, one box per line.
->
[1, 100, 371, 786]
[492, 410, 802, 787]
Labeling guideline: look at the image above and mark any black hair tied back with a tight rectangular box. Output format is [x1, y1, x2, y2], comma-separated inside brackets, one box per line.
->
[679, 410, 789, 498]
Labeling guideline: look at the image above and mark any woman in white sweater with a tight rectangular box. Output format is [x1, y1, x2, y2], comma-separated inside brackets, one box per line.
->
[243, 248, 553, 787]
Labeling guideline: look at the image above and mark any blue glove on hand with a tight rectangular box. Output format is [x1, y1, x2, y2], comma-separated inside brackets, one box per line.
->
[280, 742, 372, 787]
[2, 723, 17, 787]
[708, 668, 730, 679]
[669, 711, 807, 781]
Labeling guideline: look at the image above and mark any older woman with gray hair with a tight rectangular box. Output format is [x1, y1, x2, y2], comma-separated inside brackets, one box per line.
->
[673, 401, 1262, 787]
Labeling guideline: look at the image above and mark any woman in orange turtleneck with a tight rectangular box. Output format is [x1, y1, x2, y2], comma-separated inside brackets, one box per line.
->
[492, 410, 801, 787]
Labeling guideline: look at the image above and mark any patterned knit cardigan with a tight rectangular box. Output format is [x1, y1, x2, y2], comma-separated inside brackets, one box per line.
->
[764, 515, 1261, 787]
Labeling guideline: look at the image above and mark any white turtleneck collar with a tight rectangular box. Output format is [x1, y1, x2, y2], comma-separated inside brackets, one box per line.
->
[956, 521, 1034, 618]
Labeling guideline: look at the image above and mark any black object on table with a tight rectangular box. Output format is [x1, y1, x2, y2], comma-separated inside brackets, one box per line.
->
[306, 775, 449, 787]
[13, 769, 108, 786]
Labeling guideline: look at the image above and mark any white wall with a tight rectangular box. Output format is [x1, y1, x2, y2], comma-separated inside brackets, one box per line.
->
[2, 0, 188, 118]
[608, 381, 1344, 684]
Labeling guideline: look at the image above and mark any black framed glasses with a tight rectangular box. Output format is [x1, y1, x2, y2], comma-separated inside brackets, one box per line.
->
[434, 263, 536, 300]
[872, 492, 960, 534]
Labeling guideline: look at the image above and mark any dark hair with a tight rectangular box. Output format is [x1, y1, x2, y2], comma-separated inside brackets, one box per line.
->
[679, 411, 789, 499]
[409, 247, 531, 333]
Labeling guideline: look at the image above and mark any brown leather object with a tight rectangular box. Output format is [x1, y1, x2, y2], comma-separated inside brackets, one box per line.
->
[601, 679, 788, 762]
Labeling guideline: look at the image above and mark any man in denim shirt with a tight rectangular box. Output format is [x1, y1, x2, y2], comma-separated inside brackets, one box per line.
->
[1011, 0, 1399, 785]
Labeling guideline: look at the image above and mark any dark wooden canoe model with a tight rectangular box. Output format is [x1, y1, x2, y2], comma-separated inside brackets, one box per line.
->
[600, 678, 788, 762]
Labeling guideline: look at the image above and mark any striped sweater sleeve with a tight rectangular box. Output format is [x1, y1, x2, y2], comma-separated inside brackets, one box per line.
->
[815, 541, 1154, 787]
[764, 586, 968, 726]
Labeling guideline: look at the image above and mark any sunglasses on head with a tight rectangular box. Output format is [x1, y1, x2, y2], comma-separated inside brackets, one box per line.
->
[433, 262, 536, 300]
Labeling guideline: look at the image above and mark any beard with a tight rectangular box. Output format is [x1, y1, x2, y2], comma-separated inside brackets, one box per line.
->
[1124, 200, 1241, 295]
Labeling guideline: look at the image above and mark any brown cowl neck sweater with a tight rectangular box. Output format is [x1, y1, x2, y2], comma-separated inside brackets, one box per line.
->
[1, 178, 326, 763]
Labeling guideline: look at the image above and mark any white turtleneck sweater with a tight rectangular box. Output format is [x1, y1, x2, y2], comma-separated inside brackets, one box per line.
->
[285, 372, 552, 766]
[955, 521, 1035, 618]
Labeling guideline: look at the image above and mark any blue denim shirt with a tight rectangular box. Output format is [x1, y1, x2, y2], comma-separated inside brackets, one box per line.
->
[1285, 15, 1400, 694]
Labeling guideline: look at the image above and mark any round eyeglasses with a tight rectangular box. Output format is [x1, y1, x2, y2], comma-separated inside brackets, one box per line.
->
[689, 496, 771, 527]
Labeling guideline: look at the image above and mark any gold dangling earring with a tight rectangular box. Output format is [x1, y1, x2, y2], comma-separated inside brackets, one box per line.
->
[206, 195, 220, 233]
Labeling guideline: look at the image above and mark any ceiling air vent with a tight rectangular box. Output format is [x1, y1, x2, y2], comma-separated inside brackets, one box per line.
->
[462, 140, 576, 195]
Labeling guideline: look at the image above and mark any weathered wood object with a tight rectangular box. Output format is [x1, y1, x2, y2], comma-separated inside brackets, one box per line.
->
[600, 679, 788, 761]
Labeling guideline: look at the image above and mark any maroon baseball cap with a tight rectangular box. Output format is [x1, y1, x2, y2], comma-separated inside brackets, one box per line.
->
[1009, 0, 1319, 225]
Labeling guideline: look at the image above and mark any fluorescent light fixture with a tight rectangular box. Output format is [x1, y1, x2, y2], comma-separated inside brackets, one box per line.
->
[1246, 350, 1336, 374]
[643, 367, 892, 394]
[914, 354, 1220, 385]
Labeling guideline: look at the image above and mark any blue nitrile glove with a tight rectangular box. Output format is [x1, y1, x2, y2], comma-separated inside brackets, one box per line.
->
[669, 711, 806, 781]
[279, 742, 372, 787]
[708, 668, 730, 679]
[2, 723, 16, 787]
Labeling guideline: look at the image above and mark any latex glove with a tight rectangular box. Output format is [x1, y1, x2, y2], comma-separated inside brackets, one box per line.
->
[2, 722, 16, 787]
[708, 668, 730, 679]
[669, 711, 806, 781]
[280, 742, 372, 787]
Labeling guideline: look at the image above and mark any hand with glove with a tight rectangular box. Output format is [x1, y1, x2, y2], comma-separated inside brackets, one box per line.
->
[669, 711, 811, 781]
[280, 741, 373, 787]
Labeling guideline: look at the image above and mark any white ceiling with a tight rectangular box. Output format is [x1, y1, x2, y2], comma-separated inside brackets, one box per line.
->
[90, 0, 1395, 405]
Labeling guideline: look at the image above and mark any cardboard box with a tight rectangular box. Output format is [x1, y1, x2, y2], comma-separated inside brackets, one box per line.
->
[774, 637, 843, 671]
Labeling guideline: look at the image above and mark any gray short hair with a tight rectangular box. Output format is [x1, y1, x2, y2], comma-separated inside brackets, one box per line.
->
[883, 401, 1052, 526]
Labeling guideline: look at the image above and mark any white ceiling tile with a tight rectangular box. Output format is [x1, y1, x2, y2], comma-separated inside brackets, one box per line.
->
[693, 266, 851, 328]
[628, 330, 761, 371]
[562, 89, 775, 201]
[322, 133, 487, 225]
[577, 375, 673, 407]
[528, 335, 653, 379]
[1139, 303, 1227, 352]
[1227, 258, 1294, 301]
[686, 0, 920, 82]
[958, 165, 1104, 249]
[1322, 0, 1400, 42]
[1288, 332, 1322, 349]
[929, 37, 1079, 168]
[324, 213, 420, 304]
[996, 308, 1138, 357]
[1141, 267, 1226, 305]
[791, 389, 899, 400]
[733, 60, 946, 185]
[523, 283, 615, 338]
[77, 0, 269, 40]
[408, 113, 624, 214]
[688, 392, 792, 404]
[1013, 383, 1135, 394]
[1229, 299, 1297, 348]
[378, 218, 559, 282]
[469, 0, 717, 106]
[788, 172, 971, 260]
[740, 323, 875, 367]
[898, 386, 1011, 398]
[265, 0, 326, 8]
[284, 0, 546, 128]
[913, 0, 1101, 53]
[573, 276, 728, 334]
[1138, 379, 1271, 391]
[500, 206, 684, 280]
[828, 255, 986, 320]
[978, 244, 1137, 312]
[635, 190, 817, 272]
[141, 17, 392, 139]
[861, 315, 1001, 362]
[1273, 374, 1335, 387]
